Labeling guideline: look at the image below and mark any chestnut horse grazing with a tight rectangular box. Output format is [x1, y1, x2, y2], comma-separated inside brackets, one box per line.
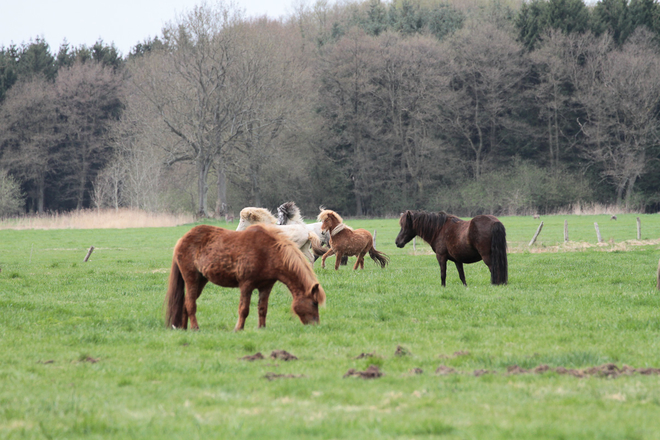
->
[395, 210, 508, 286]
[165, 224, 326, 331]
[317, 209, 389, 270]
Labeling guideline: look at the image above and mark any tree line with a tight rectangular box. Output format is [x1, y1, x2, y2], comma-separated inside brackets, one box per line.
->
[1, 0, 660, 218]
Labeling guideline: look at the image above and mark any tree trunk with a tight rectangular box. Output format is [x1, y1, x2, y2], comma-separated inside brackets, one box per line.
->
[214, 161, 228, 217]
[197, 160, 210, 217]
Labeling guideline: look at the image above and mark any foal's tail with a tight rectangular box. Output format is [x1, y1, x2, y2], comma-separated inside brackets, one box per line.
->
[164, 257, 186, 328]
[490, 222, 508, 285]
[369, 247, 390, 268]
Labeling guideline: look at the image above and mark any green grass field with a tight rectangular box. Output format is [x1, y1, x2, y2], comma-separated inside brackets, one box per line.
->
[1, 213, 660, 439]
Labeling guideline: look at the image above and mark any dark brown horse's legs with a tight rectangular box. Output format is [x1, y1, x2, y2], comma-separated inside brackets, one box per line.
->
[234, 286, 253, 331]
[436, 254, 447, 287]
[257, 283, 275, 328]
[455, 262, 467, 286]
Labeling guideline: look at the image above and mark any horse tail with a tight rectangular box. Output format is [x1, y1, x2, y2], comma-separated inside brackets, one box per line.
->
[490, 222, 508, 285]
[309, 232, 329, 258]
[164, 257, 186, 328]
[369, 247, 390, 268]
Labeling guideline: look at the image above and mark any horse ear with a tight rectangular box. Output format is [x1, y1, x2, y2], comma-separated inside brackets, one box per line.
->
[311, 283, 326, 306]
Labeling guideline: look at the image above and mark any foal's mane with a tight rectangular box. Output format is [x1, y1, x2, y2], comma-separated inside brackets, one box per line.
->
[318, 209, 343, 224]
[405, 210, 450, 241]
[259, 225, 326, 305]
[240, 207, 277, 224]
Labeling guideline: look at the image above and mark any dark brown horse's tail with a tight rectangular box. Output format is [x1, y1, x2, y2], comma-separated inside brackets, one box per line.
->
[490, 222, 508, 285]
[164, 257, 186, 328]
[369, 248, 390, 268]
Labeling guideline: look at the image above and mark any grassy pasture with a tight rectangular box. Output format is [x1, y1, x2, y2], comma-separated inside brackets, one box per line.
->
[1, 213, 660, 439]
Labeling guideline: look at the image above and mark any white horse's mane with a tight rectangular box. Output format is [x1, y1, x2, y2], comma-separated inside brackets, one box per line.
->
[239, 207, 277, 224]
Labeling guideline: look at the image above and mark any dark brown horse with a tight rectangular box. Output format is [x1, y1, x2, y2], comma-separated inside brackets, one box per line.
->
[317, 209, 389, 270]
[395, 210, 508, 286]
[165, 224, 326, 331]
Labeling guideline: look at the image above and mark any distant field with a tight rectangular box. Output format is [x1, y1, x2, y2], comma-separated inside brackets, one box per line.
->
[1, 214, 659, 439]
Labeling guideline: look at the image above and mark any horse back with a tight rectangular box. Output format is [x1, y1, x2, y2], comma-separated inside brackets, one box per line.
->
[177, 225, 284, 288]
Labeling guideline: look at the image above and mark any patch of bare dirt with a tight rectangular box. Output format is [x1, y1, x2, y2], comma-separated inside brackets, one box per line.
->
[343, 365, 383, 379]
[409, 368, 424, 375]
[270, 350, 298, 361]
[264, 373, 305, 381]
[81, 356, 99, 363]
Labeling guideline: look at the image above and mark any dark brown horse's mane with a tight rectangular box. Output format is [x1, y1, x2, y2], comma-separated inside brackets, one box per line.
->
[406, 210, 454, 242]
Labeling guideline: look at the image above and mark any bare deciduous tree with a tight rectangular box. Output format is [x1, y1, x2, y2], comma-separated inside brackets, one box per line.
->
[0, 76, 61, 213]
[129, 2, 245, 217]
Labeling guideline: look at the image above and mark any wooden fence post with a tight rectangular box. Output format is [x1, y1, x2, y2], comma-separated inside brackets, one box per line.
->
[373, 230, 376, 247]
[594, 223, 603, 243]
[636, 217, 641, 240]
[564, 220, 569, 243]
[84, 246, 95, 262]
[529, 222, 544, 247]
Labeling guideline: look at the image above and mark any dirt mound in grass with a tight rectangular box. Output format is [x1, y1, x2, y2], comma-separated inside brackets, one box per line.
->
[264, 372, 305, 381]
[344, 365, 383, 379]
[270, 350, 298, 361]
[434, 363, 660, 378]
[395, 345, 411, 356]
[439, 350, 470, 359]
[354, 352, 377, 359]
[241, 352, 265, 361]
[241, 350, 298, 361]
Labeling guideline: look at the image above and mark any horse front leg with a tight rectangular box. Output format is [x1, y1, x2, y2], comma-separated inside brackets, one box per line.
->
[257, 282, 276, 328]
[334, 251, 345, 270]
[321, 249, 335, 269]
[435, 253, 448, 287]
[455, 261, 467, 287]
[234, 285, 254, 332]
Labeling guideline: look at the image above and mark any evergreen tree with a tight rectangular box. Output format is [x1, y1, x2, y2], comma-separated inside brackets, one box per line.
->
[0, 46, 19, 102]
[592, 0, 632, 45]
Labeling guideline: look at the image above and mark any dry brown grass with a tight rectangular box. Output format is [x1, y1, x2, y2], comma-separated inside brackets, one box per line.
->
[0, 209, 195, 230]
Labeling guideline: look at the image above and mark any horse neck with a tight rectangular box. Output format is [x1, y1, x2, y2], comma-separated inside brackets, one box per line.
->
[413, 212, 446, 243]
[274, 244, 316, 297]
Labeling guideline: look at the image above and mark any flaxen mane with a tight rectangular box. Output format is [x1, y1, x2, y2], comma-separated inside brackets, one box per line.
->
[318, 209, 344, 225]
[240, 207, 277, 224]
[266, 226, 326, 305]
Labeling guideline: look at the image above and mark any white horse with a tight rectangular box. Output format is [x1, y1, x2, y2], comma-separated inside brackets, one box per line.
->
[276, 202, 329, 246]
[236, 207, 322, 264]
